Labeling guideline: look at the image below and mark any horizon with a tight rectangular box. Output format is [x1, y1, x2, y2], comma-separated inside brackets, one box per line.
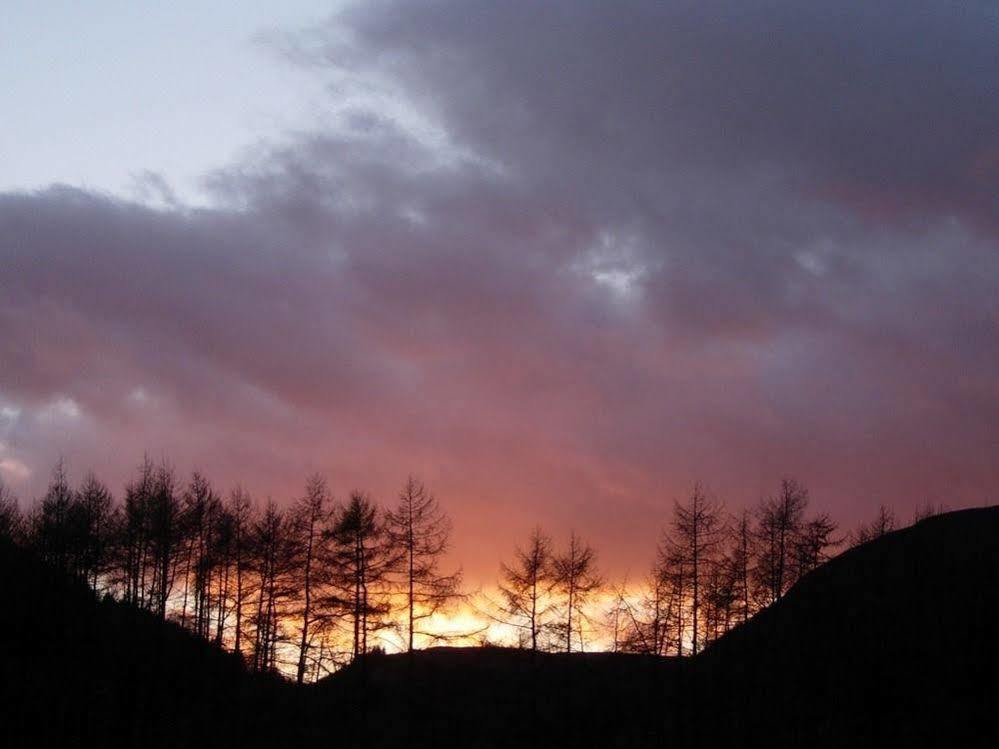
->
[0, 451, 960, 669]
[5, 495, 997, 747]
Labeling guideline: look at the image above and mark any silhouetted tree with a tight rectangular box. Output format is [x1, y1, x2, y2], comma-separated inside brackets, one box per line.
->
[74, 471, 114, 591]
[251, 500, 293, 673]
[32, 459, 75, 573]
[210, 503, 237, 645]
[331, 491, 392, 658]
[851, 504, 896, 547]
[385, 476, 462, 652]
[291, 474, 332, 684]
[913, 502, 944, 523]
[754, 479, 809, 606]
[179, 471, 220, 634]
[792, 513, 839, 578]
[551, 531, 601, 652]
[611, 567, 676, 656]
[499, 527, 554, 651]
[147, 464, 181, 620]
[655, 532, 688, 656]
[729, 510, 754, 625]
[668, 484, 724, 654]
[228, 486, 254, 659]
[703, 545, 740, 643]
[120, 457, 157, 608]
[0, 479, 23, 543]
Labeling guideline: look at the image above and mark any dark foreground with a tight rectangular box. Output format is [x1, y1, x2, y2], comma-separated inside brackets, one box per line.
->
[3, 507, 998, 748]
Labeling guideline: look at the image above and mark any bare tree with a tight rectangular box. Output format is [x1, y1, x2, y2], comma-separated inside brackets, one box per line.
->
[331, 491, 392, 658]
[210, 504, 237, 646]
[654, 532, 688, 656]
[668, 484, 724, 654]
[499, 527, 555, 651]
[251, 500, 294, 673]
[850, 504, 896, 547]
[730, 510, 754, 625]
[228, 486, 253, 659]
[0, 479, 23, 543]
[703, 545, 740, 644]
[179, 472, 220, 634]
[792, 513, 839, 578]
[612, 566, 676, 656]
[913, 502, 945, 523]
[119, 457, 156, 608]
[754, 479, 809, 606]
[385, 476, 462, 652]
[551, 531, 602, 653]
[33, 459, 75, 573]
[148, 464, 181, 620]
[292, 474, 332, 684]
[75, 472, 114, 591]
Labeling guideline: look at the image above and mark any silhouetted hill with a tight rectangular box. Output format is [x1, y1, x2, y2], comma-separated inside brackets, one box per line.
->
[0, 538, 305, 749]
[319, 646, 683, 748]
[3, 507, 997, 748]
[318, 507, 999, 748]
[695, 506, 999, 748]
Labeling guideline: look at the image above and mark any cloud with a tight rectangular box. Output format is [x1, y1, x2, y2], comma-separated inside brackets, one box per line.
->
[0, 439, 31, 484]
[36, 396, 82, 423]
[1, 0, 998, 576]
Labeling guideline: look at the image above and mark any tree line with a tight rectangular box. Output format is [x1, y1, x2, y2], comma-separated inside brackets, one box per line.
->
[494, 479, 834, 655]
[0, 461, 936, 679]
[0, 460, 461, 684]
[481, 480, 934, 655]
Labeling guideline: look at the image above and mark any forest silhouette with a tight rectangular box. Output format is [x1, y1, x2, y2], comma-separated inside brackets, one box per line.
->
[0, 461, 997, 748]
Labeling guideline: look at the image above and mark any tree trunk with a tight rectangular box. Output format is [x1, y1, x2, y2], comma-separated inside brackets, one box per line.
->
[296, 518, 314, 685]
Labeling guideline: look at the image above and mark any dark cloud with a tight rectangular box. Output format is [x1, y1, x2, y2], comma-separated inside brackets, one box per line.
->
[1, 0, 997, 577]
[329, 0, 999, 217]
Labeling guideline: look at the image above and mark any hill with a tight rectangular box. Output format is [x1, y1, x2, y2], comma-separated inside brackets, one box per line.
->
[318, 506, 999, 748]
[2, 506, 997, 747]
[319, 646, 682, 748]
[0, 537, 307, 749]
[695, 506, 999, 748]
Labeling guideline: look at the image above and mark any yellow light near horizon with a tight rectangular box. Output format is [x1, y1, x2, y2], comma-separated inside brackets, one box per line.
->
[163, 580, 674, 680]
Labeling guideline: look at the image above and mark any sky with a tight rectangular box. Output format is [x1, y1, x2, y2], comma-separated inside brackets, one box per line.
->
[2, 1, 998, 582]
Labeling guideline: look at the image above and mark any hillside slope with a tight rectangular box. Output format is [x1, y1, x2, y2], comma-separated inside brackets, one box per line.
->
[320, 646, 682, 748]
[2, 506, 997, 748]
[0, 538, 306, 749]
[319, 507, 999, 748]
[696, 506, 999, 748]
